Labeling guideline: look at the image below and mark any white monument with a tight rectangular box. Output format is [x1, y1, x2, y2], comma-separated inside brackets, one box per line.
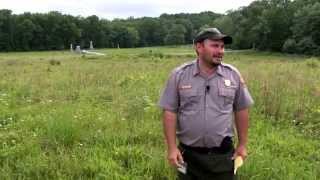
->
[70, 44, 73, 52]
[90, 41, 94, 50]
[75, 45, 81, 54]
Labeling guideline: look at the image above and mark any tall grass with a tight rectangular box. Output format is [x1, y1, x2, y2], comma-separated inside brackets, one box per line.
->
[0, 47, 319, 179]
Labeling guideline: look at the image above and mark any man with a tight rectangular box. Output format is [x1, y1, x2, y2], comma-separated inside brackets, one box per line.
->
[158, 28, 254, 180]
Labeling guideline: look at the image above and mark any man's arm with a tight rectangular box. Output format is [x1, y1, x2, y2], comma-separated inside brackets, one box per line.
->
[232, 68, 254, 160]
[162, 110, 184, 167]
[233, 108, 249, 160]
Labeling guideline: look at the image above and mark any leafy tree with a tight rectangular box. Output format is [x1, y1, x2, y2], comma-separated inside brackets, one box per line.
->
[164, 24, 186, 45]
[0, 9, 14, 51]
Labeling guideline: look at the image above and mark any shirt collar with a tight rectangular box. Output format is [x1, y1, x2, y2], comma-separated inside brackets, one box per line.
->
[216, 64, 225, 77]
[193, 59, 226, 77]
[192, 59, 200, 76]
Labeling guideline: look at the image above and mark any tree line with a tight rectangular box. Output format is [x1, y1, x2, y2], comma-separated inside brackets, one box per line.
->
[0, 0, 319, 55]
[0, 10, 220, 51]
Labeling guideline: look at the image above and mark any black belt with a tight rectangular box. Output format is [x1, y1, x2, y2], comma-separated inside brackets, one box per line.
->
[179, 137, 234, 154]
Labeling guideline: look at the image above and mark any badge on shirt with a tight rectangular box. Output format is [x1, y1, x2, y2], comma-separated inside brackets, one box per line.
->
[180, 85, 192, 90]
[224, 79, 231, 87]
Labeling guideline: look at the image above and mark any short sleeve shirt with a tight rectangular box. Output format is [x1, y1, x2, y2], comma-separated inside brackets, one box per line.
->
[158, 60, 254, 147]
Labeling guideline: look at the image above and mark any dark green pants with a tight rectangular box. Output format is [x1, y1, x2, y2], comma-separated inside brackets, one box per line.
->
[178, 145, 236, 180]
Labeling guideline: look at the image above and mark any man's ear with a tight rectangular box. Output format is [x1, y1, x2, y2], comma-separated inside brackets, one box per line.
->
[195, 42, 203, 54]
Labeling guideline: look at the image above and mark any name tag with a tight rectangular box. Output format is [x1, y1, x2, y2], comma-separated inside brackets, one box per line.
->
[179, 85, 192, 90]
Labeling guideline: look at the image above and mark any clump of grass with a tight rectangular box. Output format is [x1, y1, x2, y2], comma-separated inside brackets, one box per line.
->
[5, 59, 19, 66]
[40, 111, 81, 149]
[49, 59, 61, 65]
[305, 57, 319, 68]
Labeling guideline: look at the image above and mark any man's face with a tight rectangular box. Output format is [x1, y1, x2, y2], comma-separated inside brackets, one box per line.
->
[196, 39, 225, 67]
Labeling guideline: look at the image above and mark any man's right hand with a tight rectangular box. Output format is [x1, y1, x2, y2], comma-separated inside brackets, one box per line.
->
[167, 147, 184, 167]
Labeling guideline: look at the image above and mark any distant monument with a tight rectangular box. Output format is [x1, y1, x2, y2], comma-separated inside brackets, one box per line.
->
[75, 45, 81, 54]
[71, 42, 105, 56]
[90, 41, 94, 50]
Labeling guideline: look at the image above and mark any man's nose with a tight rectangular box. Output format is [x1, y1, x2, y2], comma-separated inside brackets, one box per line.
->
[218, 47, 224, 54]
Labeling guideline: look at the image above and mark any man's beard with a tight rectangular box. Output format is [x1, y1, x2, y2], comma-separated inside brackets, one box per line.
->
[204, 56, 222, 67]
[210, 62, 220, 67]
[211, 57, 222, 66]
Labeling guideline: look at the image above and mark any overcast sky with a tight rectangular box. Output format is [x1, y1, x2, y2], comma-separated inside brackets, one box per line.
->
[0, 0, 255, 20]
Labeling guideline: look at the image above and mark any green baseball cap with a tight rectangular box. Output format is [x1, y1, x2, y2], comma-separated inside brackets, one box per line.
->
[194, 28, 233, 44]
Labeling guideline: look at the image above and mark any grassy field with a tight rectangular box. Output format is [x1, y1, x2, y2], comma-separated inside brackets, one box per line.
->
[0, 46, 319, 180]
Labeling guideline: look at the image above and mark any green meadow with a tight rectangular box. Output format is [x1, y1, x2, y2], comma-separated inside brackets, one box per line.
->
[0, 46, 319, 179]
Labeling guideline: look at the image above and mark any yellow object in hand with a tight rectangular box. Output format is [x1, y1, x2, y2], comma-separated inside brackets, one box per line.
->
[234, 156, 243, 174]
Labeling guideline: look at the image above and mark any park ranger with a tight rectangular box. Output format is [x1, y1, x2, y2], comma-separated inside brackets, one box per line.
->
[159, 28, 254, 179]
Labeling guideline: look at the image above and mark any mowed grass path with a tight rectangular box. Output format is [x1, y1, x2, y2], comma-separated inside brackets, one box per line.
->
[0, 47, 319, 179]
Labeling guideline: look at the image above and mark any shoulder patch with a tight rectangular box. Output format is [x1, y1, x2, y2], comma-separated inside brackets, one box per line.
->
[221, 63, 246, 85]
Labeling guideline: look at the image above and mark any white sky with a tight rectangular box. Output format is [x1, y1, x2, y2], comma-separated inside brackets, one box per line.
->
[0, 0, 255, 20]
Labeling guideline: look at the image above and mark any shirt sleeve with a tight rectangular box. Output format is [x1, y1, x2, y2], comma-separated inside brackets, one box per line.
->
[158, 70, 179, 113]
[233, 77, 254, 111]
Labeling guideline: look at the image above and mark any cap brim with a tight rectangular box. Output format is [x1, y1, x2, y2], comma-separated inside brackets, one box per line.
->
[222, 36, 232, 44]
[208, 35, 233, 44]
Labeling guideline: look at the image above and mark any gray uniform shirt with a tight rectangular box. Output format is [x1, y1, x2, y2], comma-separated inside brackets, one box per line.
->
[159, 60, 254, 148]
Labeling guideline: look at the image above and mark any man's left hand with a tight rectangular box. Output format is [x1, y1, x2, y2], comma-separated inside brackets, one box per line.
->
[232, 145, 247, 160]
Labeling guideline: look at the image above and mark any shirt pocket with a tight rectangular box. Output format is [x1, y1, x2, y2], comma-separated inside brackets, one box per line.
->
[179, 90, 201, 111]
[218, 87, 236, 106]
